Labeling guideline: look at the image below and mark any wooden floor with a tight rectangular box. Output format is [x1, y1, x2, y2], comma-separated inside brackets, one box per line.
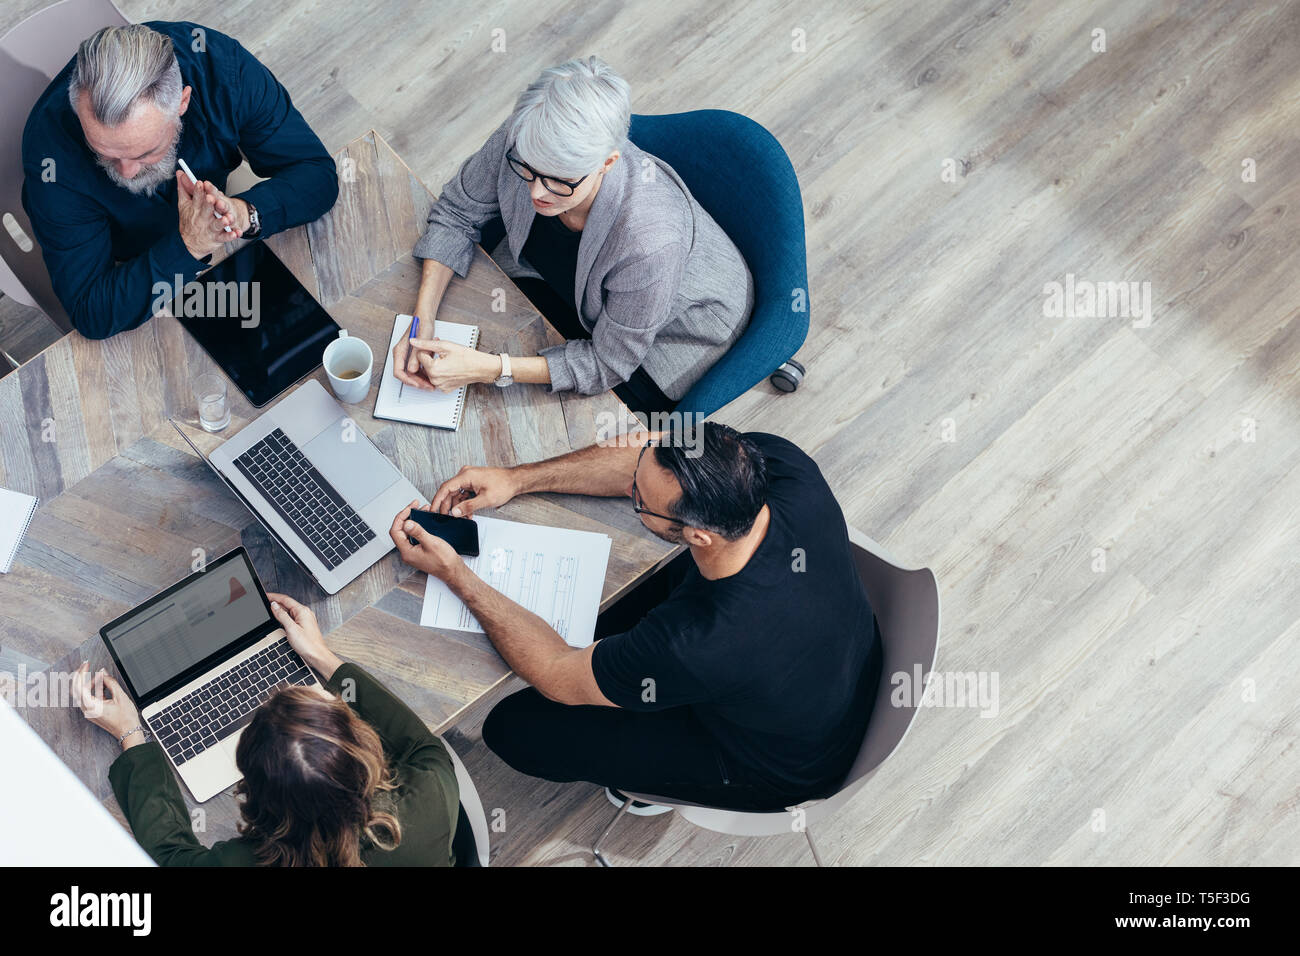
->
[4, 0, 1297, 865]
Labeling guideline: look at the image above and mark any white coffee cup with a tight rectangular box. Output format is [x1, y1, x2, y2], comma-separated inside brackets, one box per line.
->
[323, 330, 373, 404]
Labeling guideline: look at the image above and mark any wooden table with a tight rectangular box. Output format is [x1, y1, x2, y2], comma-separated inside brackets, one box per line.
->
[0, 131, 677, 841]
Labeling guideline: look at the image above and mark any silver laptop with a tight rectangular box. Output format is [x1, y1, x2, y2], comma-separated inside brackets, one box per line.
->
[171, 377, 423, 595]
[99, 548, 322, 803]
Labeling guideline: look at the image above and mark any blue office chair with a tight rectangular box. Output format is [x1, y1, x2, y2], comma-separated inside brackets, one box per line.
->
[628, 110, 809, 417]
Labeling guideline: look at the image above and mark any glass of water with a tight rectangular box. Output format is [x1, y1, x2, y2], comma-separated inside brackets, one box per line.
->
[194, 372, 230, 432]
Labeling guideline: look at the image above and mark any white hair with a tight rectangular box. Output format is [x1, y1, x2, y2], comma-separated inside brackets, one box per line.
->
[509, 56, 631, 179]
[68, 24, 182, 126]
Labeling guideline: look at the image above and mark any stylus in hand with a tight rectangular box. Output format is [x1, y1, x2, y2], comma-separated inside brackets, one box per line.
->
[177, 158, 234, 233]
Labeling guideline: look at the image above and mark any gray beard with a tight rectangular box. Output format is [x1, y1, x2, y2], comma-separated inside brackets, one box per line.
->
[649, 523, 685, 545]
[97, 119, 182, 196]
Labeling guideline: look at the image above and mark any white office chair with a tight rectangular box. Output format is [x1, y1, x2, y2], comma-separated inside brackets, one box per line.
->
[442, 735, 491, 867]
[1, 0, 131, 333]
[589, 526, 941, 866]
[0, 323, 18, 370]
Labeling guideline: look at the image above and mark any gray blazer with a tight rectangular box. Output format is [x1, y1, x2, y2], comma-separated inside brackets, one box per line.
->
[413, 119, 753, 400]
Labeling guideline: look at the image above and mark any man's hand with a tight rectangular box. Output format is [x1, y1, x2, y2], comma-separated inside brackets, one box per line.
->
[201, 181, 251, 234]
[176, 169, 237, 259]
[431, 465, 519, 517]
[389, 499, 464, 580]
[266, 592, 343, 680]
[72, 662, 143, 747]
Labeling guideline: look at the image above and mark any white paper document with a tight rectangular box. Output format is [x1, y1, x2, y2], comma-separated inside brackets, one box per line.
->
[420, 516, 612, 647]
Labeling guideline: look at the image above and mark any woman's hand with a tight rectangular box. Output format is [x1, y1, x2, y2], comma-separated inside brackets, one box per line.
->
[266, 592, 344, 680]
[72, 662, 144, 748]
[394, 260, 456, 389]
[408, 338, 502, 391]
[431, 464, 520, 517]
[392, 315, 431, 391]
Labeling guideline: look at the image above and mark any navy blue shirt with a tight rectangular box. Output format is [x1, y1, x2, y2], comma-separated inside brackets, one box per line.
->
[591, 432, 883, 799]
[21, 21, 339, 339]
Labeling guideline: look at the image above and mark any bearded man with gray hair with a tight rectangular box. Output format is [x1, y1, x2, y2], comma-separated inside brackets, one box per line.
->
[21, 21, 338, 339]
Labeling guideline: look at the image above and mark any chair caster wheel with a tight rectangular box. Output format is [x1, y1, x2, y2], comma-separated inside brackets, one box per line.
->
[770, 359, 805, 393]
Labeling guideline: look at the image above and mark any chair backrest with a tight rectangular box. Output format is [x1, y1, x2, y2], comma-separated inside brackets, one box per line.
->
[628, 110, 809, 415]
[0, 0, 128, 332]
[804, 528, 940, 822]
[628, 526, 940, 838]
[440, 735, 490, 867]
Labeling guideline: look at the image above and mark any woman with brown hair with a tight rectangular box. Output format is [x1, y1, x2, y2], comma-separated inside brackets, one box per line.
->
[76, 593, 460, 866]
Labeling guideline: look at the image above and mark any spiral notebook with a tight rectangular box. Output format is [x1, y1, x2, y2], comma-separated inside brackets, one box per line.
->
[0, 488, 38, 573]
[374, 314, 481, 430]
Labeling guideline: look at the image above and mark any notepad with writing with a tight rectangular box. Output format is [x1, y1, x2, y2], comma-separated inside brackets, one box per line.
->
[0, 488, 38, 573]
[374, 313, 481, 430]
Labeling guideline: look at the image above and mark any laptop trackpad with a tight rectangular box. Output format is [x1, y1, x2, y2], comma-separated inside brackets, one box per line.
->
[301, 424, 395, 508]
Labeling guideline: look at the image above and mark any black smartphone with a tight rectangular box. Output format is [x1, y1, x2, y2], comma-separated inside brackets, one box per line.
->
[407, 508, 480, 556]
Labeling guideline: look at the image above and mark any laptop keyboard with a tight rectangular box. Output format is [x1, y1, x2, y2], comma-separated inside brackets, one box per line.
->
[231, 427, 375, 570]
[150, 638, 315, 767]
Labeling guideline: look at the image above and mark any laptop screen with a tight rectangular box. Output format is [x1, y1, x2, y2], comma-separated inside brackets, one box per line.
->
[102, 550, 274, 702]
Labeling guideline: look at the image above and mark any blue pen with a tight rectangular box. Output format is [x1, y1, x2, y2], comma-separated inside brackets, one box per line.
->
[399, 315, 419, 400]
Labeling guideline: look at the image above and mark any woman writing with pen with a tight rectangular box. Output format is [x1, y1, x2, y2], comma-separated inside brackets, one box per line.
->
[391, 56, 753, 419]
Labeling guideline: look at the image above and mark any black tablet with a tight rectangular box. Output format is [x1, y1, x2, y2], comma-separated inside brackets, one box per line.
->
[168, 242, 339, 407]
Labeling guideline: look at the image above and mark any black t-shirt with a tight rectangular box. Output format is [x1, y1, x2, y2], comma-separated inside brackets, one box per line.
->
[521, 212, 583, 314]
[591, 432, 882, 798]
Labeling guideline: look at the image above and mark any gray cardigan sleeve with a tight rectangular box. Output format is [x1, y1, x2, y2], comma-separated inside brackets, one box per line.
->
[539, 239, 689, 394]
[412, 119, 510, 276]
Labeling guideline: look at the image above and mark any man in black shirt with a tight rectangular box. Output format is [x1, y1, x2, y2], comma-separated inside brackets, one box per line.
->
[388, 422, 882, 812]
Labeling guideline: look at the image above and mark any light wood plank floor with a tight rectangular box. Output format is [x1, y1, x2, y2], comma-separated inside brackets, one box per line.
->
[4, 0, 1296, 865]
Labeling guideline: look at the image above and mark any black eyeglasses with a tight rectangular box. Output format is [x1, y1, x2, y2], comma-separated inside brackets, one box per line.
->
[632, 441, 681, 524]
[506, 150, 589, 197]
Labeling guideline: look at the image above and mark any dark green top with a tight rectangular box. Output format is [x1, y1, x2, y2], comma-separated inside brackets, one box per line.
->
[108, 663, 459, 866]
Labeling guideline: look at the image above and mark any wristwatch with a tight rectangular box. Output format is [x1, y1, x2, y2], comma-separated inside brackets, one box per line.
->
[493, 352, 513, 387]
[243, 200, 261, 238]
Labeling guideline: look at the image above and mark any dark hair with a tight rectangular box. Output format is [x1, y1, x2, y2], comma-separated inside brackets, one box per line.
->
[652, 422, 767, 540]
[233, 686, 401, 867]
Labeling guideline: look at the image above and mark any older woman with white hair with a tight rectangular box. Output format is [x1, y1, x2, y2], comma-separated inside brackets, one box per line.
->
[393, 56, 753, 417]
